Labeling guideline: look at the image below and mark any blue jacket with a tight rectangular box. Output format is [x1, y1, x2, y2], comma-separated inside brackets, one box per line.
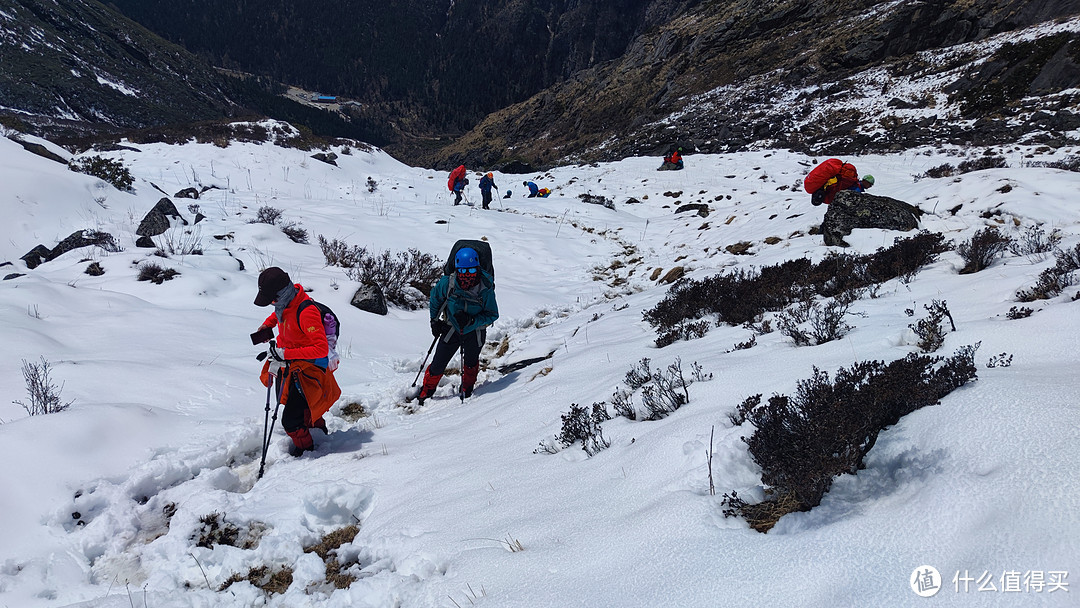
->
[525, 181, 539, 196]
[429, 271, 498, 335]
[479, 175, 496, 194]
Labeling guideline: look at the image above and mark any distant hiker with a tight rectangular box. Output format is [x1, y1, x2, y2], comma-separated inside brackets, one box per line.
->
[448, 164, 468, 205]
[503, 189, 512, 199]
[804, 158, 859, 206]
[523, 181, 540, 197]
[253, 267, 341, 457]
[478, 172, 497, 210]
[659, 147, 684, 170]
[848, 174, 875, 192]
[415, 244, 499, 404]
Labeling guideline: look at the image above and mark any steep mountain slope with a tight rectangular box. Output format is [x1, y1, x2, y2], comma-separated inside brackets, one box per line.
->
[105, 0, 694, 136]
[434, 0, 1080, 168]
[0, 0, 239, 133]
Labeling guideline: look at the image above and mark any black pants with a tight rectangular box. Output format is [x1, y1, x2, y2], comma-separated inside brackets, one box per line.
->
[481, 190, 492, 209]
[454, 190, 463, 205]
[429, 329, 485, 375]
[279, 372, 309, 433]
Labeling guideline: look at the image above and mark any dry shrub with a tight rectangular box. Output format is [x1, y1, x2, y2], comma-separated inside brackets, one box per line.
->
[219, 565, 294, 595]
[304, 525, 360, 590]
[724, 345, 979, 532]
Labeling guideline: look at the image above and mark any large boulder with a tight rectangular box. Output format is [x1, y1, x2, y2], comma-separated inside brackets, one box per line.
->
[821, 190, 923, 247]
[136, 198, 187, 237]
[51, 230, 120, 260]
[350, 283, 388, 316]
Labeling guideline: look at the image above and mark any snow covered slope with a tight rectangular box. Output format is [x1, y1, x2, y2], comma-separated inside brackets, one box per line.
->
[1, 129, 1078, 606]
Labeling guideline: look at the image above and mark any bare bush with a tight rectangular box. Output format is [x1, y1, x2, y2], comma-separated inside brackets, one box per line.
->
[279, 221, 308, 244]
[13, 357, 73, 416]
[138, 261, 180, 284]
[552, 402, 611, 456]
[725, 344, 979, 532]
[250, 206, 284, 225]
[957, 226, 1012, 274]
[778, 297, 855, 346]
[1009, 224, 1062, 263]
[909, 300, 955, 353]
[1016, 243, 1080, 302]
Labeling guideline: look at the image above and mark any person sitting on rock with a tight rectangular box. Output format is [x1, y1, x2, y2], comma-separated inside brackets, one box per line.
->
[659, 147, 684, 170]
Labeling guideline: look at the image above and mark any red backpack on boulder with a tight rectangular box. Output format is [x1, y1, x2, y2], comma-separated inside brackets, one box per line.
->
[805, 158, 858, 205]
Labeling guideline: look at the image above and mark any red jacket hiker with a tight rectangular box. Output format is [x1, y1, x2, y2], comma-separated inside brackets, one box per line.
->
[254, 267, 339, 456]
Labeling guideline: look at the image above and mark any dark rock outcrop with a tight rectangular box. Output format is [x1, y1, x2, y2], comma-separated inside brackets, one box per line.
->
[12, 138, 67, 164]
[311, 152, 338, 166]
[675, 203, 709, 217]
[351, 283, 388, 316]
[821, 191, 923, 247]
[20, 231, 119, 268]
[579, 193, 615, 210]
[136, 198, 187, 237]
[174, 187, 200, 199]
[21, 245, 53, 270]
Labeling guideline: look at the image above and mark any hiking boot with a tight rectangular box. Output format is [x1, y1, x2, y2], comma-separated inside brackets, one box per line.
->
[288, 443, 305, 457]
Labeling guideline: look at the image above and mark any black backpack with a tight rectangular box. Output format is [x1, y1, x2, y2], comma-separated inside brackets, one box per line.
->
[442, 239, 494, 281]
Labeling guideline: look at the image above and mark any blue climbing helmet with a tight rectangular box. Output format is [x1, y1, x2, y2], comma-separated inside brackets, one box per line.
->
[455, 247, 480, 270]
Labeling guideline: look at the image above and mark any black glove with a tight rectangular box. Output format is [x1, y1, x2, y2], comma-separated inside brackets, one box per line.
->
[268, 342, 286, 362]
[453, 311, 473, 329]
[431, 319, 450, 338]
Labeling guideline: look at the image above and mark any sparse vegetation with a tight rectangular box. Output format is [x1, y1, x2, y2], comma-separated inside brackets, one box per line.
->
[12, 356, 73, 416]
[218, 565, 294, 595]
[723, 344, 979, 532]
[644, 232, 948, 346]
[68, 155, 134, 191]
[318, 236, 441, 309]
[1009, 224, 1062, 262]
[137, 261, 180, 284]
[957, 226, 1012, 274]
[303, 525, 361, 590]
[1016, 243, 1080, 302]
[192, 512, 266, 549]
[909, 300, 955, 353]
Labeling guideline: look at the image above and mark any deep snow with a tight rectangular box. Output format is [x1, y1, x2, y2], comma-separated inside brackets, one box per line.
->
[1, 125, 1078, 607]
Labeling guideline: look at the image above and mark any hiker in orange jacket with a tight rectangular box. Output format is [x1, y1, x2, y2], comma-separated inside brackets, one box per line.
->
[254, 267, 337, 456]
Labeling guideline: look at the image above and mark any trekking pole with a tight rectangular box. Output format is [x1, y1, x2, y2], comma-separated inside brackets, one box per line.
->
[256, 346, 284, 480]
[458, 348, 466, 402]
[412, 334, 440, 387]
[257, 377, 272, 476]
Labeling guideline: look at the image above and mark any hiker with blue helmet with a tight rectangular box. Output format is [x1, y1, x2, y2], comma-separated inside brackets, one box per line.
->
[416, 246, 499, 403]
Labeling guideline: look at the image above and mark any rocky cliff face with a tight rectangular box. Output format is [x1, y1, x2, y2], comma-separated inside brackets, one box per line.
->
[427, 0, 1080, 168]
[3, 0, 1077, 167]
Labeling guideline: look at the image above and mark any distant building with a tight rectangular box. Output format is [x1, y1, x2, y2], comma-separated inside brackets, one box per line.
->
[312, 95, 337, 103]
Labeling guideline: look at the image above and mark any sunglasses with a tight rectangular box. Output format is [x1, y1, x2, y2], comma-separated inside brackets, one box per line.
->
[457, 267, 478, 274]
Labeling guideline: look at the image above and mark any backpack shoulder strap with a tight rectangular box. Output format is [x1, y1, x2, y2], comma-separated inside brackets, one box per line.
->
[296, 299, 314, 326]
